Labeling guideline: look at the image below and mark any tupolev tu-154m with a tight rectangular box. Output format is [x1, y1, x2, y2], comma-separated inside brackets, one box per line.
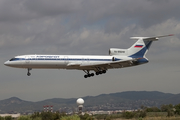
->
[4, 34, 173, 78]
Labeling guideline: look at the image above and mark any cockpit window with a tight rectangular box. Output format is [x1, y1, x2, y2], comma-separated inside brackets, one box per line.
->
[9, 58, 17, 61]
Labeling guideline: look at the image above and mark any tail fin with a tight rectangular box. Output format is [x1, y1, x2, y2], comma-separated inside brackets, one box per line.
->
[128, 34, 173, 58]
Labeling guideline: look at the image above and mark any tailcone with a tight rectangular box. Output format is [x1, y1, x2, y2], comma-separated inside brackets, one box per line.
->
[134, 58, 149, 65]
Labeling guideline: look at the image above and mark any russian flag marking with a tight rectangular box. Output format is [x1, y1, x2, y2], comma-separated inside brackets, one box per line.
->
[134, 45, 143, 48]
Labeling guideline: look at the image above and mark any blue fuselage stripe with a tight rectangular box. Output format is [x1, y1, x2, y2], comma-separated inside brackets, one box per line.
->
[10, 58, 113, 62]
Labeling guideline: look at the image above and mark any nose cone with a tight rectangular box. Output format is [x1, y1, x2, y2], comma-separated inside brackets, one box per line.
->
[4, 61, 10, 66]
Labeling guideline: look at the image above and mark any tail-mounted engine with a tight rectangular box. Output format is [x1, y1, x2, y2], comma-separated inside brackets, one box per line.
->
[109, 48, 128, 56]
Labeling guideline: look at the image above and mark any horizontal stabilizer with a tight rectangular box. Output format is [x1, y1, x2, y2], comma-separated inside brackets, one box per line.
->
[131, 34, 174, 41]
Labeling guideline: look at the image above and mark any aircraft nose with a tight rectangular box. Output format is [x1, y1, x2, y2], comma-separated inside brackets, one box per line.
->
[4, 61, 10, 66]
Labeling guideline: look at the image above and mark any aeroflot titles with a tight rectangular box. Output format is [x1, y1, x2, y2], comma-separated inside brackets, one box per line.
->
[37, 56, 60, 58]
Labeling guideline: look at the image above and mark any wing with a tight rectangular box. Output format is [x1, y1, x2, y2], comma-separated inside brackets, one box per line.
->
[75, 58, 141, 71]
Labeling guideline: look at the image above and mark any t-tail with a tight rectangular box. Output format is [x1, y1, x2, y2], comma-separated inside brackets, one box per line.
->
[109, 34, 173, 64]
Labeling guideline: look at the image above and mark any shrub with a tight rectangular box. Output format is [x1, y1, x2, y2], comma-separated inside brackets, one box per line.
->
[17, 116, 32, 120]
[175, 103, 180, 115]
[61, 115, 80, 120]
[0, 116, 4, 120]
[122, 111, 135, 119]
[79, 113, 94, 120]
[4, 116, 12, 120]
[146, 107, 161, 112]
[139, 111, 146, 118]
[31, 117, 41, 120]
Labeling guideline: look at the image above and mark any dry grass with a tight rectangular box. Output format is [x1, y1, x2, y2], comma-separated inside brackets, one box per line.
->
[114, 116, 180, 120]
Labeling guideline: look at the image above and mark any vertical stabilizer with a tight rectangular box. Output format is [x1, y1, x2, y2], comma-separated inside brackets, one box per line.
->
[128, 34, 173, 58]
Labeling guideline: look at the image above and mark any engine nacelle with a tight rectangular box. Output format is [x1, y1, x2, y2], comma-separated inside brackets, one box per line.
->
[109, 48, 128, 56]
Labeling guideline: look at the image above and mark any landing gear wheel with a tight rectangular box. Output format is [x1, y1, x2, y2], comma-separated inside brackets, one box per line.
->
[84, 75, 87, 78]
[27, 72, 31, 76]
[102, 70, 106, 73]
[83, 70, 96, 78]
[91, 73, 94, 76]
[88, 74, 91, 77]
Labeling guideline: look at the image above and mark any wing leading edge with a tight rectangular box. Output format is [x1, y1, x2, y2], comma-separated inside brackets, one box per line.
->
[77, 58, 145, 71]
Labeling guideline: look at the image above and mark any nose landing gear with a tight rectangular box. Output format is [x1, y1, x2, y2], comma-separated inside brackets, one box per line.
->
[27, 68, 32, 76]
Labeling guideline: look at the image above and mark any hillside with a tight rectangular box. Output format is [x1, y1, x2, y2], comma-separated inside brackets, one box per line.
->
[0, 91, 179, 113]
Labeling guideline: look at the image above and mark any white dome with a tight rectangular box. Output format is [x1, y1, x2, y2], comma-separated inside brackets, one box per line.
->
[76, 98, 84, 105]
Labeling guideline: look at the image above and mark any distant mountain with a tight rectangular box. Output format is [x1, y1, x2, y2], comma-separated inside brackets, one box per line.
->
[0, 91, 179, 113]
[161, 93, 180, 105]
[0, 97, 34, 113]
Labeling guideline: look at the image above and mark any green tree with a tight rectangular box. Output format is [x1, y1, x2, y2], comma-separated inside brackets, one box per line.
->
[122, 111, 135, 119]
[174, 103, 180, 115]
[61, 115, 80, 120]
[105, 115, 111, 120]
[30, 111, 67, 120]
[161, 104, 173, 112]
[4, 116, 12, 120]
[0, 116, 4, 120]
[167, 109, 174, 117]
[79, 113, 94, 120]
[139, 110, 146, 118]
[31, 112, 41, 119]
[52, 112, 61, 120]
[41, 112, 54, 120]
[161, 104, 174, 117]
[95, 114, 106, 120]
[18, 116, 32, 120]
[31, 117, 41, 120]
[146, 107, 160, 112]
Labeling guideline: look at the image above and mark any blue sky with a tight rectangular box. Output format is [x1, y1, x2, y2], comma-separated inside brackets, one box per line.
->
[0, 0, 180, 101]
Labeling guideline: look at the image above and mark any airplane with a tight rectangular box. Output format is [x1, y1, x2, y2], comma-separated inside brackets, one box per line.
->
[4, 34, 173, 78]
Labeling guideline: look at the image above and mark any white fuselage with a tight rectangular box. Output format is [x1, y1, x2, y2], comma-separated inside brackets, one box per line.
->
[4, 54, 122, 70]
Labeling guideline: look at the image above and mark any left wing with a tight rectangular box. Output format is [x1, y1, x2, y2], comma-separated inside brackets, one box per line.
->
[77, 58, 142, 71]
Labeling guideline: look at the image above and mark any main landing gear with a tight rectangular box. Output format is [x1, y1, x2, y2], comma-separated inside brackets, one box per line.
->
[95, 70, 106, 75]
[27, 68, 32, 76]
[83, 70, 94, 78]
[83, 70, 106, 78]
